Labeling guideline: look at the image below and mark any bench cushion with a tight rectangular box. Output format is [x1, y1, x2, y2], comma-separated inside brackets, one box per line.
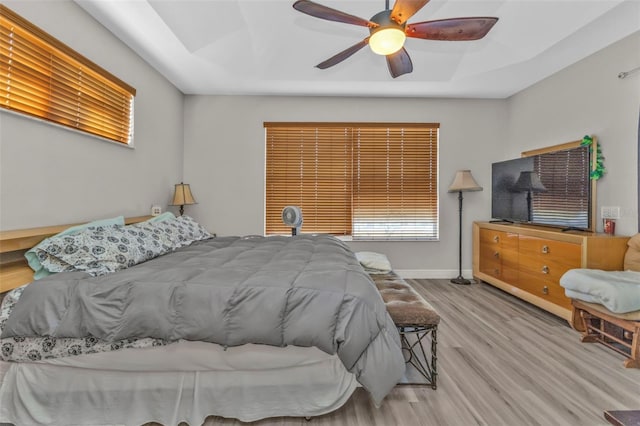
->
[369, 272, 440, 327]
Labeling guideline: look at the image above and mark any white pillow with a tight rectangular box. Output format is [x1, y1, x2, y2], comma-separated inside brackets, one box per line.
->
[355, 251, 392, 273]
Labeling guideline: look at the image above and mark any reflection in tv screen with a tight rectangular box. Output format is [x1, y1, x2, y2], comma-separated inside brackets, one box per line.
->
[491, 145, 591, 230]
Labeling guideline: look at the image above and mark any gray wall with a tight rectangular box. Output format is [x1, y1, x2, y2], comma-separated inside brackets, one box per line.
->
[0, 1, 184, 230]
[507, 31, 640, 236]
[1, 1, 637, 275]
[183, 96, 507, 276]
[184, 33, 640, 275]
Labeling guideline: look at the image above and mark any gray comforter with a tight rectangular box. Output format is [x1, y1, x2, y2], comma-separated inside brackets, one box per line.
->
[2, 234, 405, 404]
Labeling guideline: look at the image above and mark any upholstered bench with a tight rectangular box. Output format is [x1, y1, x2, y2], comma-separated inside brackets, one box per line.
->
[369, 271, 440, 389]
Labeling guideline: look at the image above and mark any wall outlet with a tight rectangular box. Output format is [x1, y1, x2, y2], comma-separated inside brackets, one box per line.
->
[601, 206, 620, 219]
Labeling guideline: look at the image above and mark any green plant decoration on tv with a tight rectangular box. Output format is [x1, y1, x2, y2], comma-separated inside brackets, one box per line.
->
[580, 135, 605, 180]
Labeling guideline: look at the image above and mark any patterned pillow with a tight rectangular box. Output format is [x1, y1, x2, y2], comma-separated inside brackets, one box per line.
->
[33, 224, 118, 275]
[130, 215, 211, 249]
[34, 216, 212, 276]
[172, 215, 212, 243]
[36, 225, 157, 276]
[26, 216, 125, 279]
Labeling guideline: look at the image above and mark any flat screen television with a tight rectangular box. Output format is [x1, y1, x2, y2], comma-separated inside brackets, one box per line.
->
[491, 143, 593, 231]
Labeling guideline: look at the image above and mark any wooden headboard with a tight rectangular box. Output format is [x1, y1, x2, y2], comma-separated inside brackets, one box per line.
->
[0, 216, 152, 293]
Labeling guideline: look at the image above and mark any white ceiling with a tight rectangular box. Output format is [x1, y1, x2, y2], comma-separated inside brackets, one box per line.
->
[76, 0, 640, 98]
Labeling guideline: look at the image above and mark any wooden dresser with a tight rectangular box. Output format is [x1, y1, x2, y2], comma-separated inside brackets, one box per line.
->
[473, 221, 629, 321]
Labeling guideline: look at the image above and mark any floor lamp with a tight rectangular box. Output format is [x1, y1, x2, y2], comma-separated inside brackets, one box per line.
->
[448, 170, 483, 285]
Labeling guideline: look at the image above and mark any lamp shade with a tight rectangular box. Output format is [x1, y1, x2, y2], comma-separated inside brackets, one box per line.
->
[170, 183, 197, 206]
[448, 170, 483, 192]
[513, 171, 547, 193]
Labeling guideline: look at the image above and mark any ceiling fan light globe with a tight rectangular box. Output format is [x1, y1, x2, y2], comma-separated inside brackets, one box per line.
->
[369, 28, 406, 55]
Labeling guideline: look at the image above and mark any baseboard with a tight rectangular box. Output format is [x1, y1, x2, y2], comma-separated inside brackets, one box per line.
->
[395, 269, 474, 279]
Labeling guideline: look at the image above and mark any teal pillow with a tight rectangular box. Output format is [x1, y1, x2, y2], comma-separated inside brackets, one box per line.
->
[25, 216, 125, 280]
[146, 212, 175, 223]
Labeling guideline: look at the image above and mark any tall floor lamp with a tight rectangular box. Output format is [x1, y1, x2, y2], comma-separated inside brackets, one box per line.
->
[448, 170, 483, 285]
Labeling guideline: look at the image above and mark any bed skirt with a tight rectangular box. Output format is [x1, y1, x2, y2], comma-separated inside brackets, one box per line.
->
[0, 341, 358, 425]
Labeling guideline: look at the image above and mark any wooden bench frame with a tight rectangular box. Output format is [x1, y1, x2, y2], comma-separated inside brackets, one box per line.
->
[571, 300, 640, 368]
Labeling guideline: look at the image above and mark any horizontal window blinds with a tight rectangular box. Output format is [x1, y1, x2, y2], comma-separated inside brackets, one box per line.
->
[0, 5, 135, 145]
[265, 122, 439, 240]
[353, 127, 438, 240]
[265, 126, 353, 235]
[532, 145, 590, 228]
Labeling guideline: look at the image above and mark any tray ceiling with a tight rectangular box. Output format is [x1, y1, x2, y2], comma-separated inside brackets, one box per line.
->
[76, 0, 640, 98]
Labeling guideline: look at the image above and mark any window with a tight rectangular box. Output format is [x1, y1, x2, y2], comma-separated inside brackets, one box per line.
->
[264, 122, 439, 240]
[0, 5, 135, 145]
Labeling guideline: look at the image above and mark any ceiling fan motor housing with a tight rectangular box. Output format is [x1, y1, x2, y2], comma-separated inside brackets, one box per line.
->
[370, 9, 405, 29]
[368, 10, 407, 55]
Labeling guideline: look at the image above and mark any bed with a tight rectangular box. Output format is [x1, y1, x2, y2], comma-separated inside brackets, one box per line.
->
[0, 215, 405, 425]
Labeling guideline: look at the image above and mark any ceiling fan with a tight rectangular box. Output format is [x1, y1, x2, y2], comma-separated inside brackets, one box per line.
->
[292, 0, 499, 78]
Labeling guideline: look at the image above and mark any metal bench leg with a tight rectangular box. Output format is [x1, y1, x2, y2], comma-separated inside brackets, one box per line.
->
[398, 325, 437, 389]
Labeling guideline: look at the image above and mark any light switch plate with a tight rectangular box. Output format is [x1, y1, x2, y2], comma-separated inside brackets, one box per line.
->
[601, 206, 620, 219]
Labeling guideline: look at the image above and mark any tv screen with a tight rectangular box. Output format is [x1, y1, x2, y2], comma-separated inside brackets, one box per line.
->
[491, 144, 592, 230]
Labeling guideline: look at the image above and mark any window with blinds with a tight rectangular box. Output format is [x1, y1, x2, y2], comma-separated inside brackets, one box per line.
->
[265, 122, 439, 240]
[0, 5, 136, 145]
[532, 145, 590, 228]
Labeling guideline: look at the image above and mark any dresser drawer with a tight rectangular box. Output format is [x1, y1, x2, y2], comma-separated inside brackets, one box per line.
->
[479, 249, 501, 278]
[478, 230, 518, 282]
[480, 229, 504, 246]
[518, 252, 579, 283]
[479, 228, 502, 278]
[480, 229, 519, 246]
[512, 235, 577, 310]
[517, 271, 572, 309]
[519, 236, 581, 265]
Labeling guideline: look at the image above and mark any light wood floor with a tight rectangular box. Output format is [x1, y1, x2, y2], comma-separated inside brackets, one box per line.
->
[170, 279, 640, 426]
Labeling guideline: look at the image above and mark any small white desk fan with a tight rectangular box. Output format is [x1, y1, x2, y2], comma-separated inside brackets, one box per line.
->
[282, 206, 303, 236]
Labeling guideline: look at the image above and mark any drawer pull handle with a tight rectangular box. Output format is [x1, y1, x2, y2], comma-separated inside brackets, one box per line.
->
[493, 251, 500, 258]
[541, 245, 549, 254]
[541, 265, 549, 274]
[542, 286, 549, 295]
[494, 269, 500, 275]
[493, 236, 500, 243]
